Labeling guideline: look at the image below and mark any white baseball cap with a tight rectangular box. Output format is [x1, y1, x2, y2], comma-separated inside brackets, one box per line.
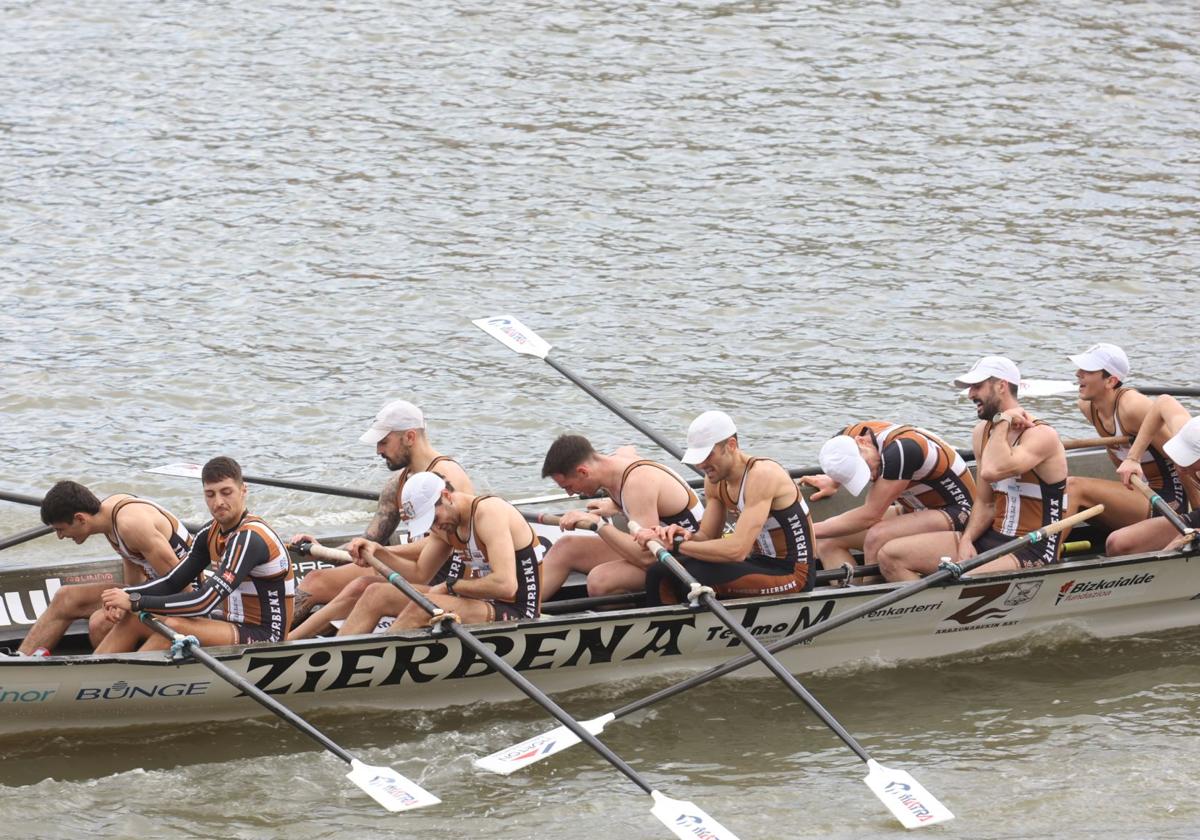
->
[953, 356, 1021, 389]
[359, 399, 426, 444]
[681, 410, 737, 465]
[1069, 343, 1130, 381]
[400, 471, 446, 535]
[1164, 416, 1200, 468]
[819, 435, 871, 496]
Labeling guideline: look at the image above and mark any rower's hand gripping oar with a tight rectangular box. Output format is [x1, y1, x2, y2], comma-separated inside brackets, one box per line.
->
[139, 613, 440, 813]
[640, 521, 953, 828]
[354, 549, 741, 840]
[482, 506, 1104, 775]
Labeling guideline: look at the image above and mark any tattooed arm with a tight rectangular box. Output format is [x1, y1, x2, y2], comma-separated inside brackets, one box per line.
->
[363, 472, 403, 543]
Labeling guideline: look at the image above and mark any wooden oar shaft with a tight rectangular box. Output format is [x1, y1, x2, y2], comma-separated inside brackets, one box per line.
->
[360, 553, 659, 797]
[606, 505, 1104, 722]
[1131, 476, 1193, 535]
[1064, 434, 1128, 450]
[0, 524, 54, 551]
[140, 613, 356, 766]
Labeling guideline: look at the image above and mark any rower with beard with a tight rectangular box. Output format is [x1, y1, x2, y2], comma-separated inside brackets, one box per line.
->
[1062, 344, 1193, 545]
[289, 399, 473, 638]
[877, 356, 1068, 580]
[341, 472, 544, 633]
[633, 411, 816, 605]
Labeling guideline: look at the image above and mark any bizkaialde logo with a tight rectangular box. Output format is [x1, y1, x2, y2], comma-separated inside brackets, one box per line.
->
[1054, 573, 1155, 605]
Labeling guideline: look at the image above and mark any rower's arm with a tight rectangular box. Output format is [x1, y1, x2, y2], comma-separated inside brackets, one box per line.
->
[1127, 395, 1190, 461]
[813, 478, 906, 538]
[139, 529, 268, 616]
[451, 504, 518, 602]
[117, 506, 186, 578]
[126, 525, 212, 597]
[371, 535, 440, 583]
[601, 475, 666, 567]
[977, 418, 1056, 482]
[363, 473, 402, 543]
[961, 424, 994, 544]
[678, 467, 777, 564]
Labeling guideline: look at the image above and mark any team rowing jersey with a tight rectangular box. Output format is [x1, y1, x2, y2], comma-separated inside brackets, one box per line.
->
[105, 496, 193, 580]
[443, 496, 543, 620]
[842, 422, 976, 515]
[715, 458, 815, 567]
[616, 460, 705, 530]
[1088, 388, 1186, 508]
[129, 512, 294, 642]
[981, 421, 1068, 545]
[396, 456, 461, 528]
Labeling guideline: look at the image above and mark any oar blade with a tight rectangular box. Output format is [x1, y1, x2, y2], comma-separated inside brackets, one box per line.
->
[145, 462, 204, 478]
[1018, 378, 1077, 398]
[346, 759, 441, 812]
[473, 315, 553, 360]
[651, 791, 742, 840]
[474, 713, 615, 775]
[863, 759, 954, 829]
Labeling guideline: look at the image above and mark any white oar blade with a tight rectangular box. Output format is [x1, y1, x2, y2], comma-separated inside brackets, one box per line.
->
[863, 759, 954, 829]
[651, 791, 742, 840]
[145, 462, 204, 478]
[474, 713, 614, 775]
[346, 759, 441, 812]
[473, 315, 552, 360]
[959, 379, 1076, 399]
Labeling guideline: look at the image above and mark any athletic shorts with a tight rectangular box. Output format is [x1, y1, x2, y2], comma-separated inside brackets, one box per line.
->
[932, 504, 971, 533]
[235, 622, 283, 644]
[1184, 509, 1200, 529]
[1147, 471, 1188, 518]
[644, 554, 812, 607]
[975, 527, 1062, 569]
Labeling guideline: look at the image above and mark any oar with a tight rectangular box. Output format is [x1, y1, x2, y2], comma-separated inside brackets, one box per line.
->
[1130, 476, 1196, 538]
[473, 315, 701, 476]
[0, 524, 54, 551]
[1, 488, 203, 533]
[627, 520, 953, 828]
[480, 506, 1103, 777]
[353, 548, 740, 840]
[996, 380, 1200, 399]
[139, 613, 440, 813]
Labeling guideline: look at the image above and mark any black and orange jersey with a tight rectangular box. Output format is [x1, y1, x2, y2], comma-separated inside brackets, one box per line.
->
[128, 512, 293, 642]
[842, 421, 976, 513]
[105, 496, 192, 580]
[980, 422, 1068, 557]
[615, 460, 705, 531]
[714, 458, 815, 567]
[1088, 388, 1186, 509]
[443, 495, 543, 620]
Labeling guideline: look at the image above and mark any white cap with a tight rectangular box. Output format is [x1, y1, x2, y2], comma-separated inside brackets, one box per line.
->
[359, 399, 425, 444]
[953, 356, 1021, 389]
[681, 411, 737, 465]
[1164, 416, 1200, 468]
[819, 435, 871, 496]
[1069, 343, 1130, 381]
[400, 472, 445, 535]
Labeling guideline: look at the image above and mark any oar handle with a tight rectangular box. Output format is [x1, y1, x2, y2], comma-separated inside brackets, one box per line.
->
[1063, 434, 1128, 451]
[297, 541, 355, 564]
[1130, 476, 1194, 536]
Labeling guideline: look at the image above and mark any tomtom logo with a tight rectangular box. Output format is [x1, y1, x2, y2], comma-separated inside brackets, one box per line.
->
[76, 680, 211, 701]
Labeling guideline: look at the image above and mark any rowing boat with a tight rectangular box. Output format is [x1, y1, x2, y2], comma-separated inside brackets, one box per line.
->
[1, 447, 1193, 738]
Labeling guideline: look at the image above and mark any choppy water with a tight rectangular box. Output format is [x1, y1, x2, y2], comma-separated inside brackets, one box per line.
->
[1, 0, 1198, 837]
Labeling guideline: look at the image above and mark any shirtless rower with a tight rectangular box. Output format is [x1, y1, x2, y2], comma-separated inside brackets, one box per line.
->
[877, 356, 1068, 580]
[1109, 398, 1200, 553]
[97, 457, 293, 652]
[8, 481, 192, 656]
[634, 411, 816, 605]
[539, 434, 704, 599]
[800, 421, 974, 579]
[1061, 344, 1193, 543]
[344, 472, 544, 633]
[289, 398, 472, 634]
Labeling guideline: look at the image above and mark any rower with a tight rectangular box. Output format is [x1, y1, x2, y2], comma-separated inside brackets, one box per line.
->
[877, 356, 1069, 580]
[633, 411, 815, 604]
[288, 398, 473, 633]
[1109, 398, 1200, 554]
[343, 472, 544, 633]
[97, 457, 294, 652]
[800, 421, 974, 579]
[538, 434, 704, 599]
[1061, 344, 1191, 538]
[6, 481, 192, 657]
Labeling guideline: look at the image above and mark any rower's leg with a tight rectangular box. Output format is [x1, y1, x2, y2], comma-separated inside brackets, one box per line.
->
[337, 581, 425, 636]
[18, 581, 108, 655]
[295, 563, 377, 607]
[1066, 476, 1150, 531]
[94, 610, 153, 654]
[876, 530, 960, 581]
[139, 616, 238, 650]
[389, 592, 492, 631]
[585, 559, 647, 597]
[815, 533, 862, 572]
[539, 535, 621, 599]
[290, 574, 381, 639]
[862, 509, 956, 566]
[88, 607, 116, 648]
[1105, 517, 1179, 556]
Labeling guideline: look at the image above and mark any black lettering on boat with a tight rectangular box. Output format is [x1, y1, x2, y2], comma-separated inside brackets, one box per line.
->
[246, 652, 305, 695]
[297, 650, 333, 693]
[327, 647, 386, 691]
[514, 630, 569, 672]
[785, 599, 835, 635]
[625, 617, 694, 660]
[447, 635, 516, 680]
[943, 583, 1012, 626]
[562, 624, 634, 667]
[378, 641, 450, 686]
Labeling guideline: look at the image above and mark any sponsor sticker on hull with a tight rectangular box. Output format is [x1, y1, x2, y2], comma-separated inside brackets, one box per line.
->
[1053, 573, 1155, 606]
[936, 580, 1044, 634]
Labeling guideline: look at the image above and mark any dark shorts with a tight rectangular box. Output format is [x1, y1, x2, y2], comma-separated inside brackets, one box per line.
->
[645, 554, 813, 607]
[479, 549, 542, 622]
[1147, 471, 1188, 517]
[976, 527, 1062, 569]
[1184, 509, 1200, 529]
[931, 504, 971, 533]
[234, 623, 283, 644]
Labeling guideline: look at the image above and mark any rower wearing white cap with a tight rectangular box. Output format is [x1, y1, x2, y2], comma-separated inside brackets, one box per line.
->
[800, 421, 975, 579]
[338, 472, 544, 634]
[1108, 397, 1200, 554]
[877, 356, 1068, 580]
[288, 399, 473, 638]
[1064, 343, 1190, 539]
[633, 411, 816, 604]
